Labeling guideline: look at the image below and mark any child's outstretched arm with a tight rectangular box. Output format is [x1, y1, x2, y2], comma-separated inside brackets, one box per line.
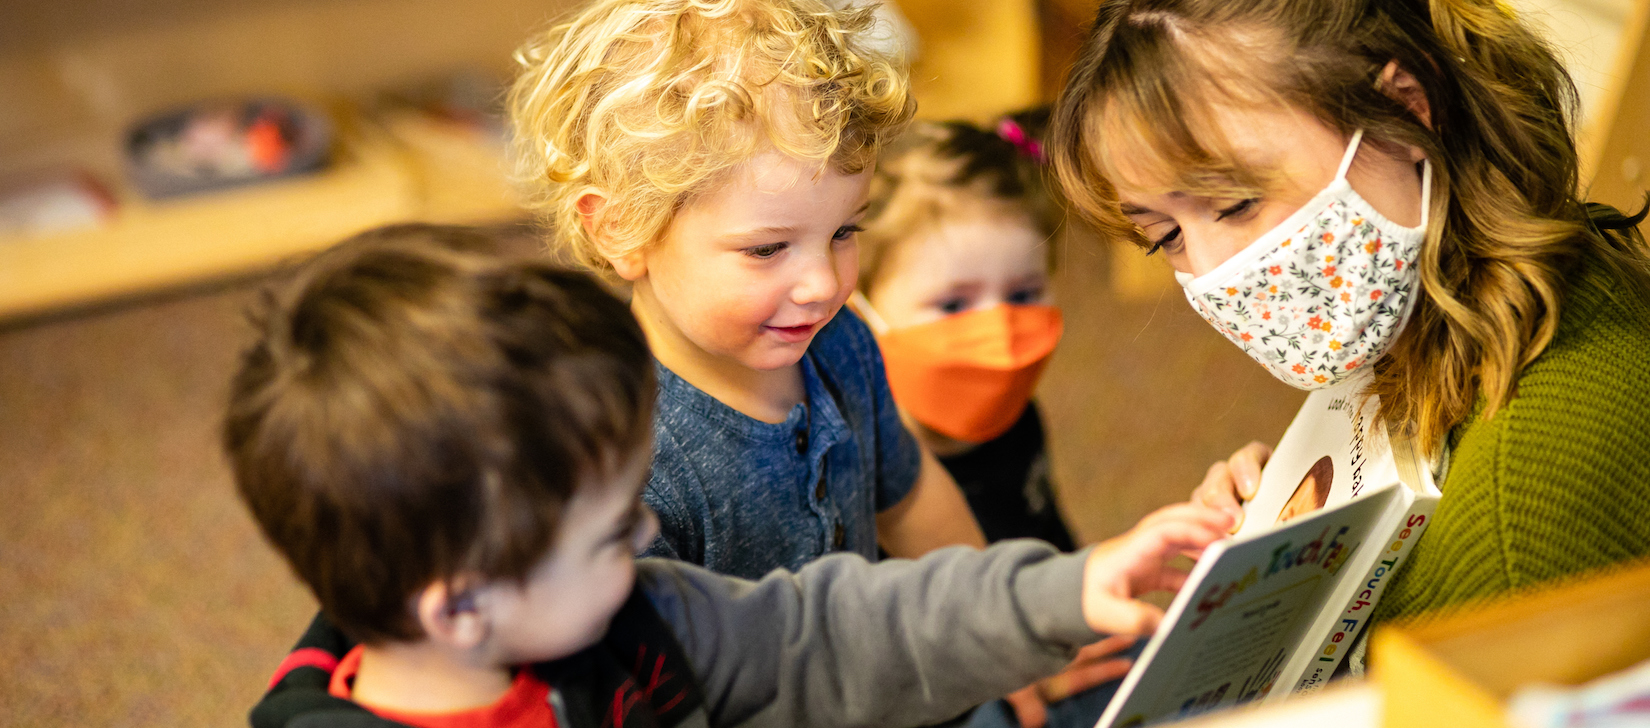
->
[642, 502, 1229, 728]
[875, 445, 988, 557]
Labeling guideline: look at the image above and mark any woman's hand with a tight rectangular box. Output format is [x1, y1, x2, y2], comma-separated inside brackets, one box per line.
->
[1190, 441, 1272, 533]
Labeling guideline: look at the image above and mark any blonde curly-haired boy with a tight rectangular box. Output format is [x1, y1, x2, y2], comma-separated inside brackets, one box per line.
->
[509, 0, 986, 579]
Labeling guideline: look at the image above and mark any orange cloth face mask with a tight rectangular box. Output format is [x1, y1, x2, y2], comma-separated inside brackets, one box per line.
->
[871, 303, 1064, 443]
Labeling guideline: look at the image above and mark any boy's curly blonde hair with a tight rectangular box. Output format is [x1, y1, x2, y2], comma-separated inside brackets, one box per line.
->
[509, 0, 915, 276]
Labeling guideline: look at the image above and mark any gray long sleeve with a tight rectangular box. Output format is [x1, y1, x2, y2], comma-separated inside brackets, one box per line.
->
[636, 539, 1101, 728]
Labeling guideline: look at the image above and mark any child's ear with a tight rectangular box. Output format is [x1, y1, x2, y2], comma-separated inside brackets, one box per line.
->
[1378, 60, 1434, 161]
[577, 191, 650, 281]
[414, 579, 489, 651]
[576, 190, 609, 239]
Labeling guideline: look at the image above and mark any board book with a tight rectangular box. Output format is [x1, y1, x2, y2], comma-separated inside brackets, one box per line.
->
[1095, 373, 1442, 727]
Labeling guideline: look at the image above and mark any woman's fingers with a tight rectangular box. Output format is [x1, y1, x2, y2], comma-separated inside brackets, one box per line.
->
[1227, 441, 1273, 500]
[1192, 462, 1245, 532]
[1190, 440, 1276, 533]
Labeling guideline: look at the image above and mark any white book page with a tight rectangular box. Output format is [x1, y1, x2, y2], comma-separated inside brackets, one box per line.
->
[1236, 373, 1399, 539]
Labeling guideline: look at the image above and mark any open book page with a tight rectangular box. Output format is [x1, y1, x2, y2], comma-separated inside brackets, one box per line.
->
[1224, 368, 1443, 697]
[1096, 486, 1403, 728]
[1095, 373, 1446, 727]
[1235, 372, 1398, 539]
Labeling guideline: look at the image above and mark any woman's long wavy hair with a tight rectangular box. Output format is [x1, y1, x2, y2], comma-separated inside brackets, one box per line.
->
[509, 0, 914, 277]
[1049, 0, 1650, 453]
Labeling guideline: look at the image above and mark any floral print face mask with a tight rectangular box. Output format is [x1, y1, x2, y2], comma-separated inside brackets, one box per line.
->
[1173, 130, 1432, 390]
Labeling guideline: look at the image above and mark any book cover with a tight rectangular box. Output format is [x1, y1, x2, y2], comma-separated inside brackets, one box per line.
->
[1095, 373, 1441, 726]
[1097, 488, 1401, 727]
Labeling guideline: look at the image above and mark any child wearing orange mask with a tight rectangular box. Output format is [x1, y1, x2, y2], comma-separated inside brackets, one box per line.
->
[854, 109, 1125, 728]
[856, 108, 1072, 551]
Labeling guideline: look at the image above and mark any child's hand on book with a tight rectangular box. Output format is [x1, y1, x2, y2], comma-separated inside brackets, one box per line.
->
[1191, 441, 1273, 533]
[1004, 635, 1138, 728]
[1080, 502, 1230, 636]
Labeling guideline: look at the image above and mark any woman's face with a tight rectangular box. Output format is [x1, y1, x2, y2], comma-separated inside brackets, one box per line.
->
[1109, 105, 1426, 278]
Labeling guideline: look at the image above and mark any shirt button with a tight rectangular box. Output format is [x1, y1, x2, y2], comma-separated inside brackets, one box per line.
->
[833, 522, 846, 549]
[795, 429, 808, 454]
[814, 480, 827, 501]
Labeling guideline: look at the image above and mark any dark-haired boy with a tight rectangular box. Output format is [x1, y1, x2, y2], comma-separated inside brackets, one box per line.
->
[232, 224, 1230, 728]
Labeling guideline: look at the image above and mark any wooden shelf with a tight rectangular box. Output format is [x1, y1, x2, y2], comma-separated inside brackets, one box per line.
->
[0, 116, 525, 322]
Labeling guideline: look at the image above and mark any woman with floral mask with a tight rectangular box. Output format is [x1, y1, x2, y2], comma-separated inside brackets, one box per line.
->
[1048, 0, 1650, 649]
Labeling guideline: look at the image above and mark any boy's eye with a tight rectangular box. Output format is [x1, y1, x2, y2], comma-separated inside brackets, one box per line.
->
[1215, 198, 1259, 221]
[938, 297, 969, 315]
[744, 242, 787, 259]
[832, 224, 863, 241]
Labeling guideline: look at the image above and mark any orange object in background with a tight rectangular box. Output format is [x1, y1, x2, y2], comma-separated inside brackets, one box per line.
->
[877, 304, 1064, 443]
[245, 111, 293, 174]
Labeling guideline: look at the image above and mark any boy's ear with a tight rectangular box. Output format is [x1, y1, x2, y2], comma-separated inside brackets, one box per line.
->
[414, 579, 489, 651]
[577, 191, 649, 281]
[576, 190, 609, 239]
[1378, 60, 1434, 160]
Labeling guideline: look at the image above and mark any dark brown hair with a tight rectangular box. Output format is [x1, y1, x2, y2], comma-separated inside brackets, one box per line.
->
[225, 224, 654, 643]
[859, 107, 1063, 290]
[1049, 0, 1650, 453]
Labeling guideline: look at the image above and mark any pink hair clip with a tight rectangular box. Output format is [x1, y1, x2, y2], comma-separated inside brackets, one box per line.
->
[996, 119, 1044, 163]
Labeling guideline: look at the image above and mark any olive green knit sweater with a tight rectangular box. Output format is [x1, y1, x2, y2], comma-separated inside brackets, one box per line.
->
[1375, 257, 1650, 627]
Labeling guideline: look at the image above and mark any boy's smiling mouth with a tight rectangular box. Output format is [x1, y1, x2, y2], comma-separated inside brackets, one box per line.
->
[765, 320, 823, 342]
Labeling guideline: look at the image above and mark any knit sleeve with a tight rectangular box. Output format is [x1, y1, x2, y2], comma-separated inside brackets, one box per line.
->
[1372, 403, 1514, 625]
[1374, 266, 1650, 627]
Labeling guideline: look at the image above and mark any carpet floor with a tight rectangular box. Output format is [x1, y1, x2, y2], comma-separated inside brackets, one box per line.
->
[0, 229, 1303, 726]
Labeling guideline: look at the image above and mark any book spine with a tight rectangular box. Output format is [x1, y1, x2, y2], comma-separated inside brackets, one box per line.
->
[1291, 493, 1439, 694]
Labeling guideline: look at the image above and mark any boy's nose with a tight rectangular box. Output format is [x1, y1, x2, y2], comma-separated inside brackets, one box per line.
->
[791, 249, 842, 304]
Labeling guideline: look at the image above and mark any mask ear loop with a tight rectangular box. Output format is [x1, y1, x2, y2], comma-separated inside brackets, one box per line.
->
[1338, 129, 1433, 231]
[1418, 159, 1433, 229]
[1334, 129, 1366, 181]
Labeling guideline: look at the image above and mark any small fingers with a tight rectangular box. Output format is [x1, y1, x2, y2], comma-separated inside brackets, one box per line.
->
[1059, 658, 1135, 698]
[1135, 509, 1231, 552]
[1006, 685, 1048, 728]
[1151, 568, 1191, 595]
[1041, 657, 1134, 701]
[1084, 593, 1166, 637]
[1073, 634, 1137, 663]
[1141, 501, 1236, 534]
